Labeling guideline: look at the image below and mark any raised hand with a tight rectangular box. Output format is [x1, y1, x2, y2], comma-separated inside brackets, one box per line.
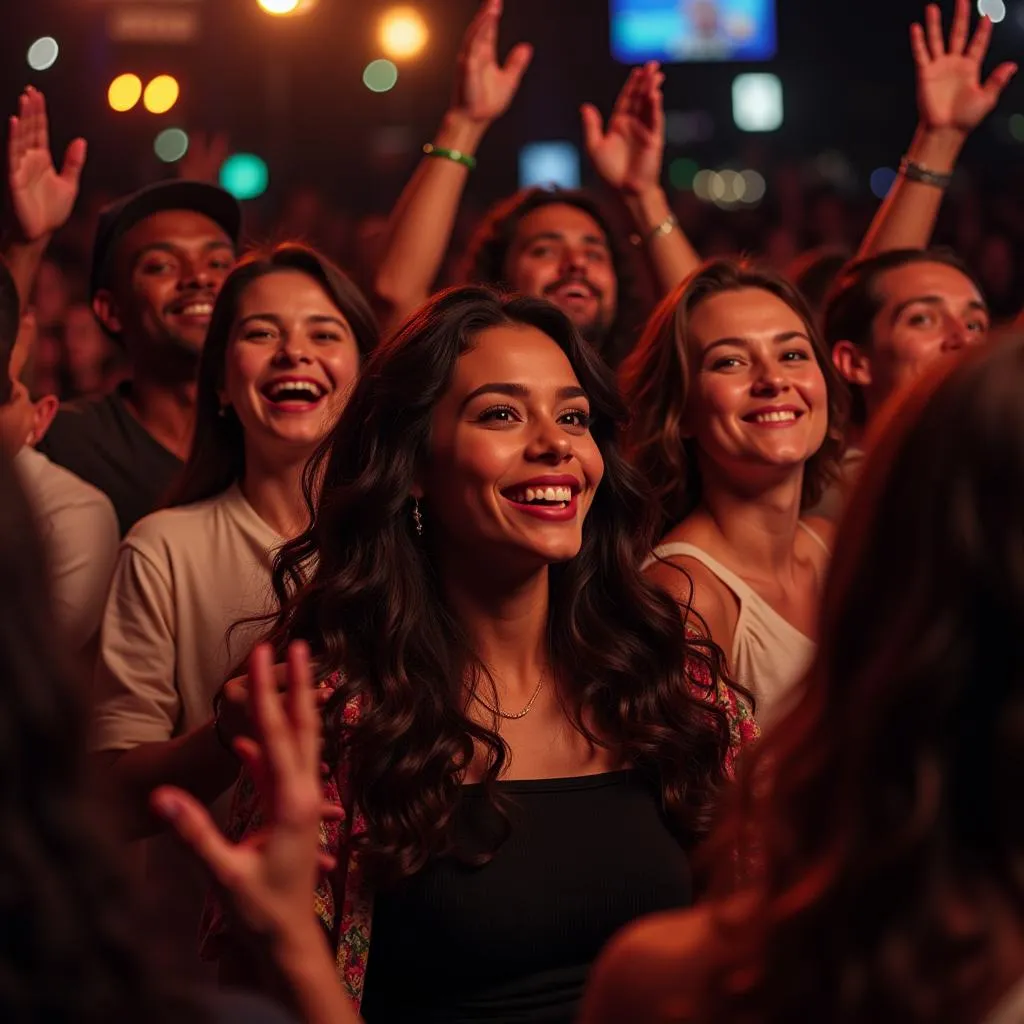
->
[177, 131, 229, 184]
[152, 642, 338, 942]
[582, 62, 666, 198]
[451, 0, 533, 127]
[911, 0, 1017, 135]
[7, 86, 86, 243]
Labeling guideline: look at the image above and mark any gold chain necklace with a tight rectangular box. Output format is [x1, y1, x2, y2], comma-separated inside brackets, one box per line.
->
[471, 672, 545, 721]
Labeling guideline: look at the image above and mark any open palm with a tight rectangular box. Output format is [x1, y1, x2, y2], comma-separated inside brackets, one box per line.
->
[583, 63, 665, 196]
[8, 87, 86, 242]
[912, 0, 1016, 133]
[453, 0, 533, 125]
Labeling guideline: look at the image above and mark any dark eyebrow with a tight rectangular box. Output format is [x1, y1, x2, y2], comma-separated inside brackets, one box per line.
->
[236, 313, 350, 331]
[890, 295, 990, 324]
[519, 230, 609, 249]
[459, 382, 588, 412]
[703, 331, 810, 357]
[130, 239, 235, 271]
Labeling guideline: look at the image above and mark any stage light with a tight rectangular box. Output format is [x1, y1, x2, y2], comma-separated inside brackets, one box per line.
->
[220, 153, 269, 200]
[258, 0, 299, 13]
[693, 169, 713, 201]
[741, 169, 767, 203]
[978, 0, 1006, 24]
[519, 142, 581, 189]
[143, 75, 180, 114]
[732, 73, 783, 132]
[380, 7, 428, 60]
[27, 37, 59, 72]
[363, 59, 399, 93]
[669, 157, 699, 191]
[870, 167, 897, 199]
[108, 74, 143, 112]
[154, 128, 189, 163]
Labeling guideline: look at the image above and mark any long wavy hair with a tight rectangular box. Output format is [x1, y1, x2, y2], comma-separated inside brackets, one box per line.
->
[460, 187, 643, 369]
[262, 285, 734, 886]
[619, 258, 849, 537]
[0, 456, 199, 1023]
[168, 243, 379, 507]
[693, 334, 1024, 1023]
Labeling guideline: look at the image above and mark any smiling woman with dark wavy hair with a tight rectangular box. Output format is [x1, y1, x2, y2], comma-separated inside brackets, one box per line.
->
[202, 285, 754, 1023]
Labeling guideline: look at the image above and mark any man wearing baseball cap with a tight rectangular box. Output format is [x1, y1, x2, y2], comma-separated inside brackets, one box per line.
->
[37, 179, 241, 533]
[5, 89, 241, 534]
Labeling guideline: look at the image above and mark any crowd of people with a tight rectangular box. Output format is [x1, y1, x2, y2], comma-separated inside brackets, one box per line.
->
[2, 0, 1023, 1021]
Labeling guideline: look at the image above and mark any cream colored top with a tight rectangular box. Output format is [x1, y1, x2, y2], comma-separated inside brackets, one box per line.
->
[647, 522, 829, 730]
[92, 482, 283, 980]
[14, 445, 119, 653]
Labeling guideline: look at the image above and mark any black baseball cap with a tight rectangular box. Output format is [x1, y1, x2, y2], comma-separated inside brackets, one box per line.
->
[89, 179, 242, 299]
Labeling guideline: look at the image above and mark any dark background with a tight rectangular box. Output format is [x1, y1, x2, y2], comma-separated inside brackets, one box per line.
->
[3, 0, 1023, 213]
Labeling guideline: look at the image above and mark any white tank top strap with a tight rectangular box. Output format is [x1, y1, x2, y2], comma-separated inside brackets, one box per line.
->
[797, 520, 831, 556]
[647, 540, 816, 730]
[647, 542, 760, 606]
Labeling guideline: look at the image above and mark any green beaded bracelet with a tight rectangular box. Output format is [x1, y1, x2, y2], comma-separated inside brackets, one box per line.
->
[423, 143, 477, 171]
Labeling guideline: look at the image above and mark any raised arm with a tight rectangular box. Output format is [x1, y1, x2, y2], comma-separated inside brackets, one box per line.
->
[371, 0, 532, 334]
[4, 86, 86, 310]
[857, 0, 1015, 260]
[153, 643, 360, 1024]
[583, 62, 701, 295]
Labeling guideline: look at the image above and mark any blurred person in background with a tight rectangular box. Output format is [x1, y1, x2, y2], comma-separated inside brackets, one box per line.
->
[582, 333, 1024, 1024]
[0, 258, 118, 665]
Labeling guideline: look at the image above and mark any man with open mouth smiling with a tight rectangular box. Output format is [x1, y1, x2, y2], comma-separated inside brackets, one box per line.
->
[37, 179, 241, 534]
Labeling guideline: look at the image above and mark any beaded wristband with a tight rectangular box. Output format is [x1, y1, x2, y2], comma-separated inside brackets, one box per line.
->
[899, 155, 953, 190]
[423, 143, 477, 171]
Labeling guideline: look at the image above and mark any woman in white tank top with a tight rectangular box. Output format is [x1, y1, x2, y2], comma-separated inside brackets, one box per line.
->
[620, 259, 848, 728]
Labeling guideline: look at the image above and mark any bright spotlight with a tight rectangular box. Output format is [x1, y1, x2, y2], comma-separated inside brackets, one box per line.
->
[732, 73, 784, 132]
[108, 74, 143, 113]
[258, 0, 299, 13]
[380, 7, 429, 60]
[143, 75, 180, 114]
[27, 37, 59, 72]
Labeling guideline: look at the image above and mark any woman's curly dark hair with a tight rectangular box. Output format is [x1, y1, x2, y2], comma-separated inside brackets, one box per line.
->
[0, 457, 198, 1024]
[262, 285, 734, 886]
[619, 258, 849, 538]
[692, 335, 1024, 1023]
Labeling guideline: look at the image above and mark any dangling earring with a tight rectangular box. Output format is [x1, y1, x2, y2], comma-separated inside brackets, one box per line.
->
[412, 498, 424, 537]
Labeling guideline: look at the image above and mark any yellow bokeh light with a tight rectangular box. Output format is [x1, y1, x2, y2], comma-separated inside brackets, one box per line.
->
[258, 0, 300, 13]
[143, 75, 180, 115]
[379, 7, 428, 60]
[108, 73, 143, 113]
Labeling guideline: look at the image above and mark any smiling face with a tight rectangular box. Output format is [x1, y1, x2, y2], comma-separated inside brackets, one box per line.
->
[97, 209, 235, 363]
[219, 269, 361, 469]
[502, 204, 618, 343]
[417, 322, 605, 575]
[685, 287, 829, 486]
